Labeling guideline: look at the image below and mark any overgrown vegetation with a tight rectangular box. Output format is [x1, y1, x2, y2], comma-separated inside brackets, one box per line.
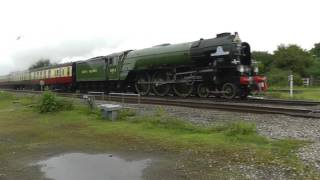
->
[0, 92, 319, 179]
[252, 43, 320, 86]
[266, 68, 302, 86]
[38, 91, 73, 113]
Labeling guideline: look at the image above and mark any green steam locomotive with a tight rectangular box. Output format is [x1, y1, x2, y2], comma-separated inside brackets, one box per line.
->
[76, 32, 267, 98]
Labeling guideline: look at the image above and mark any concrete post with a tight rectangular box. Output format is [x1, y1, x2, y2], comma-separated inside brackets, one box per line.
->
[289, 74, 293, 97]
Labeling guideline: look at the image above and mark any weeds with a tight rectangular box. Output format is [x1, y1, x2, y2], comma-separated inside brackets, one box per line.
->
[224, 122, 257, 136]
[154, 106, 166, 117]
[118, 108, 136, 120]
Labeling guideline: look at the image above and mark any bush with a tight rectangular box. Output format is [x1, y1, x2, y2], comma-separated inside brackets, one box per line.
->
[39, 91, 73, 113]
[39, 91, 57, 113]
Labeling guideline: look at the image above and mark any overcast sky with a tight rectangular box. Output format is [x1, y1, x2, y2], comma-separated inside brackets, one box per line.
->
[0, 0, 319, 75]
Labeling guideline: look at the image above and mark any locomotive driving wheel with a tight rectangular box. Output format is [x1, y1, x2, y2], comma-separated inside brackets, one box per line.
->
[151, 72, 171, 96]
[197, 83, 210, 98]
[222, 83, 237, 99]
[135, 73, 151, 96]
[173, 82, 193, 97]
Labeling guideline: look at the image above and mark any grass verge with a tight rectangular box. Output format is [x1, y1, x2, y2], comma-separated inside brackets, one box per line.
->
[266, 86, 320, 101]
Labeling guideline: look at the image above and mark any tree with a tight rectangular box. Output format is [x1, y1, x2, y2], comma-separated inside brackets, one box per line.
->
[310, 43, 320, 58]
[29, 59, 52, 70]
[251, 51, 273, 73]
[273, 44, 313, 77]
[306, 43, 320, 77]
[306, 58, 320, 77]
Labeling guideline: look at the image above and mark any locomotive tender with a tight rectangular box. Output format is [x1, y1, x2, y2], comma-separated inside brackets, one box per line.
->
[0, 32, 267, 99]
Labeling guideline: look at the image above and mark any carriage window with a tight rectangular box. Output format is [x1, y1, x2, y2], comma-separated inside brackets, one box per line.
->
[67, 67, 70, 76]
[111, 56, 118, 65]
[109, 58, 113, 65]
[119, 54, 123, 61]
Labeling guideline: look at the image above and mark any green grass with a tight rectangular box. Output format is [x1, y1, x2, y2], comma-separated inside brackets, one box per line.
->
[0, 91, 319, 179]
[266, 86, 320, 101]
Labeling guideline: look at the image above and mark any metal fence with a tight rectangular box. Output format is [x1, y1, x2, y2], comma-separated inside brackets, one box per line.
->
[311, 77, 320, 86]
[302, 77, 320, 86]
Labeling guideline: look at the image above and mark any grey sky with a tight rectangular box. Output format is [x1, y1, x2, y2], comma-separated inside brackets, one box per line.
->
[0, 0, 319, 75]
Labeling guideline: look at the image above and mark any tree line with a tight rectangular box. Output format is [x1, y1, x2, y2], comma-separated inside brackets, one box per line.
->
[252, 43, 320, 86]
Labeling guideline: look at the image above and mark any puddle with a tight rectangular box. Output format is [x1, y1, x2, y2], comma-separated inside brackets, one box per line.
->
[34, 153, 152, 180]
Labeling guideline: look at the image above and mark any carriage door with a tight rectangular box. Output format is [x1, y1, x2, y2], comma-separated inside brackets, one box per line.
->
[107, 54, 124, 80]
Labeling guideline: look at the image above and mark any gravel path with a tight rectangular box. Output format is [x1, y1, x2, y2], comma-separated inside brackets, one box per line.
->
[107, 102, 320, 177]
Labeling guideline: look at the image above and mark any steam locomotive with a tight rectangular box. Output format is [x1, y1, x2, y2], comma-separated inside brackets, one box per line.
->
[0, 32, 267, 99]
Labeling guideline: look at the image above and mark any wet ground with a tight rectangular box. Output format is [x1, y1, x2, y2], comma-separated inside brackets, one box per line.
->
[28, 151, 180, 180]
[32, 153, 152, 180]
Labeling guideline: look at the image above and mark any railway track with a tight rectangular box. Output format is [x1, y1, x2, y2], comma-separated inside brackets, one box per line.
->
[2, 89, 320, 118]
[145, 95, 320, 106]
[215, 97, 320, 106]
